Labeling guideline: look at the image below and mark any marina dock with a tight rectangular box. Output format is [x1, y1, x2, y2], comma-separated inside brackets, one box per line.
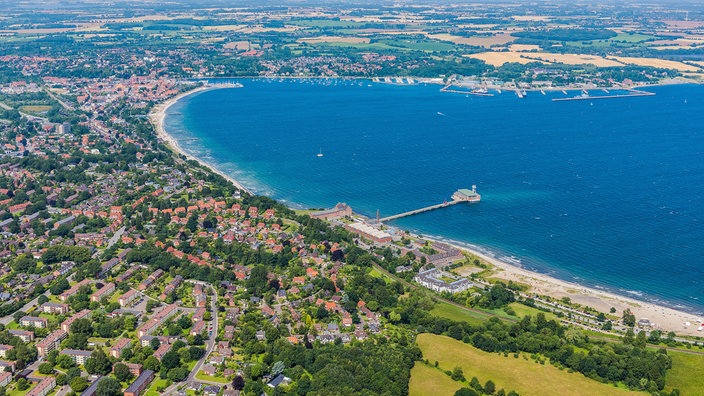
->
[441, 85, 494, 97]
[552, 89, 655, 102]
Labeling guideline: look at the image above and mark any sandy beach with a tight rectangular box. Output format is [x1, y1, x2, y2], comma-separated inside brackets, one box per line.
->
[150, 84, 253, 195]
[152, 80, 702, 337]
[452, 243, 704, 336]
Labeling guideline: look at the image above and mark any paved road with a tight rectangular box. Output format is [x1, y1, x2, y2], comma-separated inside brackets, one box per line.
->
[0, 274, 75, 325]
[106, 226, 126, 250]
[163, 281, 219, 395]
[44, 88, 75, 111]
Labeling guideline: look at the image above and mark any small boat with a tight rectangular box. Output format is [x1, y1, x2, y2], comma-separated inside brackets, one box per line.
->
[316, 148, 324, 157]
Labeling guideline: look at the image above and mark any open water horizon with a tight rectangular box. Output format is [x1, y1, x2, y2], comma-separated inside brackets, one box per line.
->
[165, 79, 704, 314]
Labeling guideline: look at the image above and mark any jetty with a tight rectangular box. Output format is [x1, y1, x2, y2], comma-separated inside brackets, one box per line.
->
[552, 89, 655, 102]
[374, 186, 480, 223]
[440, 85, 494, 97]
[376, 200, 461, 223]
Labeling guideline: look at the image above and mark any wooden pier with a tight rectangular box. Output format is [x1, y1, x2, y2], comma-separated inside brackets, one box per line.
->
[375, 200, 461, 223]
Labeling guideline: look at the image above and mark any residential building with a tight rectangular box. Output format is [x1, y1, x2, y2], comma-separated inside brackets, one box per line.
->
[118, 289, 139, 307]
[91, 282, 115, 302]
[124, 370, 155, 396]
[37, 329, 68, 357]
[110, 338, 131, 358]
[26, 376, 56, 396]
[310, 203, 352, 220]
[80, 376, 102, 396]
[60, 349, 93, 365]
[190, 320, 205, 336]
[39, 302, 70, 314]
[61, 309, 92, 332]
[0, 361, 15, 373]
[0, 345, 13, 358]
[9, 329, 33, 342]
[413, 268, 473, 294]
[20, 316, 48, 328]
[152, 343, 171, 361]
[59, 278, 91, 302]
[0, 371, 11, 387]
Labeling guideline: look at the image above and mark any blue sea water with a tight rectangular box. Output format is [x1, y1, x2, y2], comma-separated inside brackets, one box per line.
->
[165, 79, 704, 313]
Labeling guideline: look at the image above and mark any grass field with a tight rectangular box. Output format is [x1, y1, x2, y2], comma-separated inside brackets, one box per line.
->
[665, 350, 704, 394]
[502, 302, 558, 320]
[144, 378, 171, 396]
[567, 33, 656, 48]
[416, 334, 645, 396]
[19, 105, 52, 114]
[430, 301, 493, 325]
[195, 372, 230, 384]
[409, 363, 462, 396]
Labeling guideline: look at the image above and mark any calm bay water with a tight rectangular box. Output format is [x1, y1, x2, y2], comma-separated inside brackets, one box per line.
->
[165, 79, 704, 313]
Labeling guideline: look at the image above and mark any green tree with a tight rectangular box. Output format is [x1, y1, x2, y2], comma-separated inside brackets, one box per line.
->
[38, 362, 54, 375]
[451, 367, 465, 382]
[113, 362, 133, 382]
[623, 309, 636, 327]
[167, 366, 188, 382]
[455, 388, 479, 396]
[70, 318, 93, 336]
[70, 376, 89, 392]
[16, 378, 29, 391]
[85, 349, 112, 375]
[143, 356, 159, 371]
[96, 377, 122, 396]
[49, 278, 71, 296]
[160, 350, 181, 371]
[484, 380, 496, 395]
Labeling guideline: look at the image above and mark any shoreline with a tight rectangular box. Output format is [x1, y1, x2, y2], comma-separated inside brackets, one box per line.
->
[150, 84, 253, 195]
[152, 78, 703, 336]
[445, 239, 704, 336]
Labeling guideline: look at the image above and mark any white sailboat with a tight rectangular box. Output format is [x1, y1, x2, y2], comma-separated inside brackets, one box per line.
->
[317, 148, 324, 157]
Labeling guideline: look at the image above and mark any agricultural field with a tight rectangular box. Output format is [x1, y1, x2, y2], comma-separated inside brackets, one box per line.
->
[416, 334, 646, 396]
